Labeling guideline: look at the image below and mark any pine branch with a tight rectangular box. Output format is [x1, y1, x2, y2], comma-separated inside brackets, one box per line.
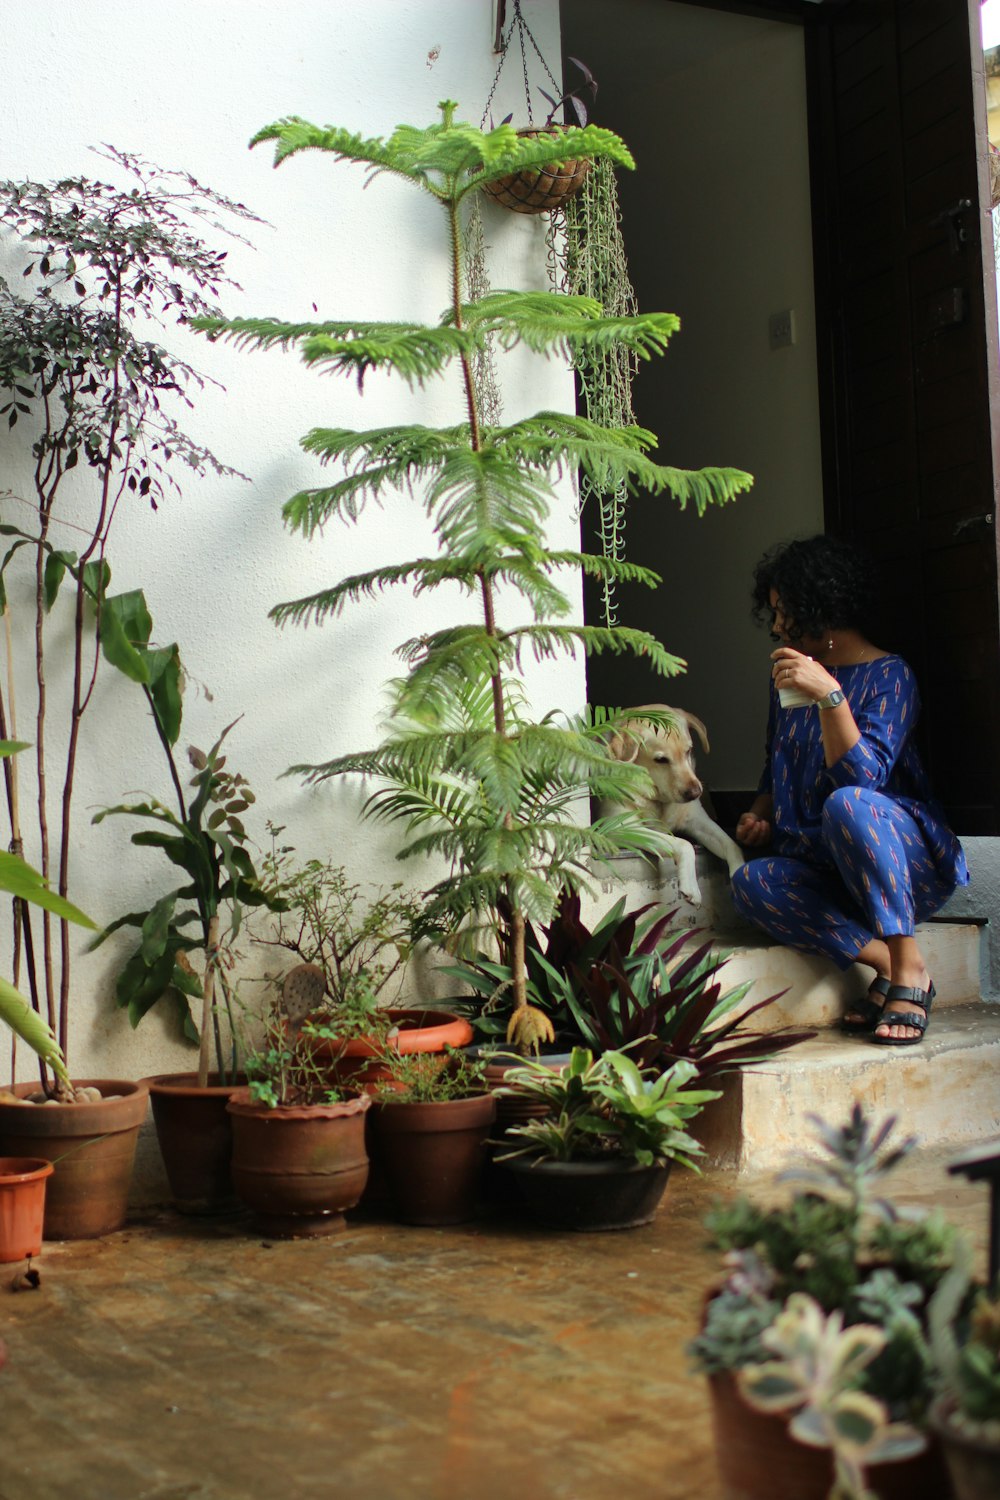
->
[455, 291, 680, 361]
[501, 624, 686, 676]
[250, 114, 635, 198]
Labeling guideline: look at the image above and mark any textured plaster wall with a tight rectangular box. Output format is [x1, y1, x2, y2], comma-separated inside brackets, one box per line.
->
[0, 0, 580, 1080]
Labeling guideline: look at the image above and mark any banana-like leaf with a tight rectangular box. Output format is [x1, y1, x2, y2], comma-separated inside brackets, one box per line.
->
[0, 978, 70, 1086]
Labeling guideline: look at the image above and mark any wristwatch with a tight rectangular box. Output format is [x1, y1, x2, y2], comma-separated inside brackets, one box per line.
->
[817, 688, 846, 711]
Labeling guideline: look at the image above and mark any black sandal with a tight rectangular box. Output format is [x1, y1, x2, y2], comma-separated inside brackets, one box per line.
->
[840, 976, 891, 1035]
[870, 981, 936, 1048]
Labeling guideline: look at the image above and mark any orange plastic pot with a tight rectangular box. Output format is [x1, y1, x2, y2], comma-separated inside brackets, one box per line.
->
[307, 1008, 473, 1090]
[0, 1157, 53, 1261]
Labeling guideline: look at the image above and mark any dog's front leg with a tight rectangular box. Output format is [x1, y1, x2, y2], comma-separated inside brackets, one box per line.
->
[681, 803, 746, 878]
[665, 835, 702, 906]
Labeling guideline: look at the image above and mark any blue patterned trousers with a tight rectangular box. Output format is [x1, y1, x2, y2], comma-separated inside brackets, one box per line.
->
[730, 786, 955, 969]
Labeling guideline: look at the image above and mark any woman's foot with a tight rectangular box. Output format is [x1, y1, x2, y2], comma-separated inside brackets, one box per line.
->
[873, 972, 934, 1042]
[841, 974, 890, 1033]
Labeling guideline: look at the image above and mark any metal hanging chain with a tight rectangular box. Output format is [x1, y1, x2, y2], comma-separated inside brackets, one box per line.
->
[480, 0, 562, 129]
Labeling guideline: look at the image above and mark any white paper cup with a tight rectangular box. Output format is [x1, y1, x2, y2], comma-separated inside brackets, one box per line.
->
[778, 685, 813, 709]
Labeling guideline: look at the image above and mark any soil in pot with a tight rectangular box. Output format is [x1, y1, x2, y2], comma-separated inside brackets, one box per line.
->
[501, 1155, 671, 1232]
[0, 1080, 149, 1239]
[929, 1395, 1000, 1500]
[226, 1088, 370, 1238]
[144, 1072, 247, 1215]
[708, 1369, 950, 1500]
[0, 1157, 54, 1262]
[370, 1093, 496, 1226]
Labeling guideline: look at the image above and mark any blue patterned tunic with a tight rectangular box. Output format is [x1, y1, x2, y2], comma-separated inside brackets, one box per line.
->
[761, 655, 967, 887]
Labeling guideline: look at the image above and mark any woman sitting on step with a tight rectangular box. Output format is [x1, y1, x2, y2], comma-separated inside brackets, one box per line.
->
[731, 533, 969, 1047]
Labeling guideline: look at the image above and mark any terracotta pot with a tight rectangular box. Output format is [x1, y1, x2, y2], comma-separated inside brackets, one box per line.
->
[482, 125, 592, 215]
[0, 1080, 149, 1239]
[501, 1155, 672, 1231]
[707, 1369, 950, 1500]
[308, 1008, 473, 1090]
[144, 1072, 247, 1215]
[929, 1395, 1000, 1500]
[369, 1092, 496, 1226]
[226, 1087, 370, 1238]
[0, 1157, 54, 1262]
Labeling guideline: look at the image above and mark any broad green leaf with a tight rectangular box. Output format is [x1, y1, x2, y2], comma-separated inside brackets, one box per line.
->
[140, 893, 176, 965]
[0, 977, 70, 1086]
[0, 850, 95, 927]
[100, 595, 150, 684]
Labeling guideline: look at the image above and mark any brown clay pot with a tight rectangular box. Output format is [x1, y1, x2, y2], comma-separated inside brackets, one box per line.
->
[0, 1079, 149, 1239]
[369, 1092, 496, 1226]
[0, 1157, 54, 1261]
[226, 1087, 370, 1238]
[501, 1155, 672, 1231]
[482, 125, 592, 215]
[307, 1008, 473, 1091]
[144, 1072, 247, 1215]
[929, 1395, 1000, 1500]
[707, 1369, 950, 1500]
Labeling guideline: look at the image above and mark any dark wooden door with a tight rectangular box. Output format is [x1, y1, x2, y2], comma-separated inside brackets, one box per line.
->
[808, 0, 1000, 833]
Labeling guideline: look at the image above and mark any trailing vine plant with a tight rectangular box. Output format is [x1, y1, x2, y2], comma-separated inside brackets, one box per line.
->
[550, 156, 639, 628]
[196, 104, 752, 1046]
[0, 149, 261, 1090]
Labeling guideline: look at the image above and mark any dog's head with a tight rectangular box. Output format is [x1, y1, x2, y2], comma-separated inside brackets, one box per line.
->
[607, 704, 710, 806]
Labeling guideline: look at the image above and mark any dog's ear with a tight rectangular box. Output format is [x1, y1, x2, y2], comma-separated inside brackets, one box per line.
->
[607, 730, 639, 764]
[681, 710, 711, 755]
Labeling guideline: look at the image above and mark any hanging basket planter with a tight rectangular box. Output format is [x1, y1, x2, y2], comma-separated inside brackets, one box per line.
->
[482, 126, 592, 215]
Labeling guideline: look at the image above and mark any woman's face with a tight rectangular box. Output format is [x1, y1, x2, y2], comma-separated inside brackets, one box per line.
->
[768, 589, 828, 653]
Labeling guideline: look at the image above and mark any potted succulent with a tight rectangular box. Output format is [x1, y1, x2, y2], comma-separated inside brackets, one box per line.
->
[225, 986, 370, 1238]
[194, 103, 751, 1083]
[687, 1106, 959, 1500]
[0, 149, 257, 1235]
[367, 1049, 495, 1226]
[494, 1045, 719, 1231]
[927, 1243, 1000, 1500]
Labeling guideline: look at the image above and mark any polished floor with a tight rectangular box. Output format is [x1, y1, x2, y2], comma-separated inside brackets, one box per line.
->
[0, 1149, 989, 1500]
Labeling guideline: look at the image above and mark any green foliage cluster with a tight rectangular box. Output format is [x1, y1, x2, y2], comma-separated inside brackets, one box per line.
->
[94, 707, 281, 1083]
[194, 104, 751, 1013]
[373, 1046, 487, 1105]
[253, 831, 424, 1017]
[0, 147, 259, 1074]
[446, 890, 807, 1077]
[689, 1108, 959, 1430]
[497, 1045, 719, 1168]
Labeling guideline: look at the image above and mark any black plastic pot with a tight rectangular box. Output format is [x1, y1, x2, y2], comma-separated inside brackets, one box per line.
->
[501, 1155, 672, 1231]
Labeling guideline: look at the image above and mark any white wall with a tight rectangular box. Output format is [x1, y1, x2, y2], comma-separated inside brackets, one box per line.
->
[0, 0, 579, 1080]
[567, 0, 825, 791]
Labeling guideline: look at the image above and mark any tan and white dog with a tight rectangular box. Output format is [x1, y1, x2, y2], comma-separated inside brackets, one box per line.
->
[605, 705, 745, 905]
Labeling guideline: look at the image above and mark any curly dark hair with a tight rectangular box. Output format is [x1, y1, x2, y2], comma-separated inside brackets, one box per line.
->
[750, 534, 877, 641]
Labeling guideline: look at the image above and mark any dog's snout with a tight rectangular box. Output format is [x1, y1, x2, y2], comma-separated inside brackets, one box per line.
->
[682, 780, 703, 802]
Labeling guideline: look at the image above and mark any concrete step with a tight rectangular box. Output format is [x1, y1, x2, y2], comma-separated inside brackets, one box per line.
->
[583, 850, 985, 1034]
[695, 1001, 1000, 1175]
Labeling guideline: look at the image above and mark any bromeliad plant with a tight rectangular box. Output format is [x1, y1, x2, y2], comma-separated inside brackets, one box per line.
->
[195, 104, 751, 1052]
[0, 149, 259, 1086]
[446, 889, 808, 1073]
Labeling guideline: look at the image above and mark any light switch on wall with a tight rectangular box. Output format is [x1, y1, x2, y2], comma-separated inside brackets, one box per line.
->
[769, 309, 796, 349]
